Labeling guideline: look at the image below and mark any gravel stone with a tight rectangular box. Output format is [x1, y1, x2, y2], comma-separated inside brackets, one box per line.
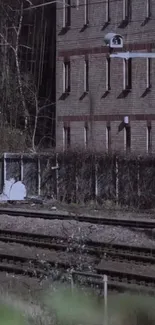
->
[0, 214, 155, 248]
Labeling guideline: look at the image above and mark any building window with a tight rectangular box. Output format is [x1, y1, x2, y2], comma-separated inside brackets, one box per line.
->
[106, 58, 111, 91]
[84, 58, 89, 93]
[106, 125, 111, 152]
[146, 58, 151, 89]
[123, 59, 132, 90]
[124, 125, 131, 152]
[146, 0, 151, 18]
[63, 126, 70, 150]
[84, 0, 89, 25]
[123, 0, 131, 21]
[106, 0, 110, 22]
[76, 0, 79, 10]
[84, 123, 88, 148]
[146, 124, 152, 153]
[63, 61, 70, 93]
[63, 0, 71, 28]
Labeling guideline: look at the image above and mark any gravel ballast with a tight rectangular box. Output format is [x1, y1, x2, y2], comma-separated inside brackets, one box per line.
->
[0, 240, 97, 268]
[0, 213, 155, 248]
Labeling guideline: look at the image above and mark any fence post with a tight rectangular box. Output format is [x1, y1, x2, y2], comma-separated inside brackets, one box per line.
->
[115, 156, 119, 205]
[38, 157, 41, 196]
[20, 155, 24, 182]
[103, 274, 108, 325]
[95, 160, 98, 202]
[3, 153, 6, 185]
[137, 158, 140, 198]
[71, 271, 74, 292]
[56, 153, 59, 199]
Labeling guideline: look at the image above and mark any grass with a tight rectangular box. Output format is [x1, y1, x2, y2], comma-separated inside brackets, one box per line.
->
[0, 280, 155, 325]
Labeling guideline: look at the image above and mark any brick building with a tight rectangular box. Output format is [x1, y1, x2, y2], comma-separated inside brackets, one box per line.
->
[56, 0, 155, 154]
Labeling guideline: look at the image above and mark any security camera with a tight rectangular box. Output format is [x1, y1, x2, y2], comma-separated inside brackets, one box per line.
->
[104, 33, 123, 48]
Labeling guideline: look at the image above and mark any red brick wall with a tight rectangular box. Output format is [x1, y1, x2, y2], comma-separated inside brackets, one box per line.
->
[56, 0, 155, 153]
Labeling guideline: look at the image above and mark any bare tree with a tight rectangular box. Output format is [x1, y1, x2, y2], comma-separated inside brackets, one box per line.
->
[0, 1, 29, 127]
[0, 0, 55, 152]
[23, 80, 55, 152]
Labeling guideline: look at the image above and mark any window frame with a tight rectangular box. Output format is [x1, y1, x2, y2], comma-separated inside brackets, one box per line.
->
[106, 57, 111, 91]
[63, 126, 71, 150]
[124, 125, 131, 153]
[84, 58, 89, 93]
[146, 0, 151, 18]
[84, 123, 89, 148]
[123, 0, 131, 21]
[84, 0, 89, 26]
[146, 124, 152, 153]
[63, 0, 71, 28]
[63, 60, 71, 94]
[106, 125, 111, 152]
[105, 0, 110, 23]
[146, 58, 151, 89]
[123, 58, 132, 91]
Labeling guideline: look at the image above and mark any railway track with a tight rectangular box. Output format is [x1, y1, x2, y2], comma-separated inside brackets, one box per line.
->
[1, 229, 155, 265]
[0, 252, 69, 278]
[0, 230, 154, 293]
[0, 207, 155, 228]
[0, 252, 155, 295]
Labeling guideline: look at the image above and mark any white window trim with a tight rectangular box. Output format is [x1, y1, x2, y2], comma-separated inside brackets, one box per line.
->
[146, 125, 152, 153]
[146, 0, 151, 18]
[123, 59, 132, 90]
[63, 62, 66, 93]
[146, 58, 151, 89]
[106, 58, 110, 91]
[106, 126, 110, 152]
[84, 60, 86, 92]
[63, 61, 70, 93]
[76, 0, 79, 10]
[63, 0, 66, 28]
[146, 126, 149, 153]
[105, 0, 110, 22]
[124, 127, 127, 152]
[63, 127, 65, 151]
[84, 0, 88, 25]
[123, 59, 126, 90]
[84, 59, 88, 92]
[63, 126, 70, 150]
[123, 0, 127, 20]
[123, 0, 130, 20]
[84, 125, 88, 148]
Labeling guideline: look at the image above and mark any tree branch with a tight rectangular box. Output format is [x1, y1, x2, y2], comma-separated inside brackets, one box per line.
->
[0, 1, 29, 127]
[31, 92, 39, 152]
[14, 1, 29, 127]
[0, 32, 14, 51]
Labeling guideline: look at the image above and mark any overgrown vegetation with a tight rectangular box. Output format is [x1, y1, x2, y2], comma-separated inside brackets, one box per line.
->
[41, 150, 155, 209]
[1, 286, 155, 325]
[3, 150, 155, 209]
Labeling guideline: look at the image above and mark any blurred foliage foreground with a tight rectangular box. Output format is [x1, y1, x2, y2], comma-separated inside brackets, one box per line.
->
[1, 284, 155, 325]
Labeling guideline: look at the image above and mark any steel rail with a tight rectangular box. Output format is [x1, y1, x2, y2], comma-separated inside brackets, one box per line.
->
[0, 208, 155, 228]
[0, 229, 155, 265]
[0, 229, 154, 256]
[0, 229, 154, 254]
[0, 252, 155, 295]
